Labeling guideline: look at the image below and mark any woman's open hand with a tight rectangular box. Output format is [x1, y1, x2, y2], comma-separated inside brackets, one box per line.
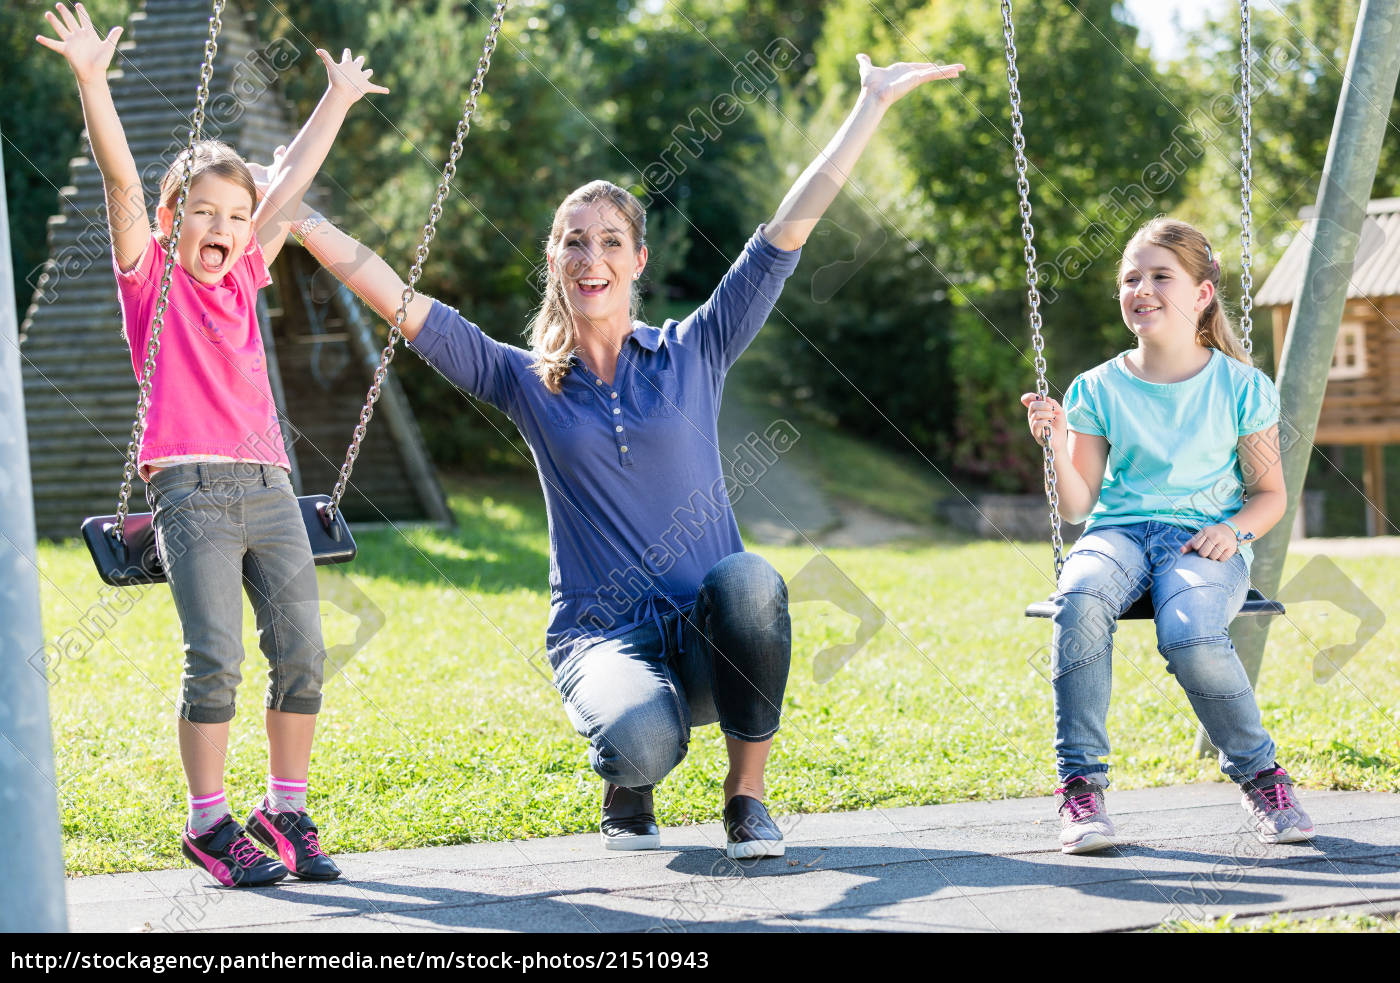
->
[857, 53, 963, 108]
[246, 145, 288, 203]
[37, 2, 121, 84]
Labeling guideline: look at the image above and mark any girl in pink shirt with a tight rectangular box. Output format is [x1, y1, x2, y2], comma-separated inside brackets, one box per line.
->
[41, 2, 387, 887]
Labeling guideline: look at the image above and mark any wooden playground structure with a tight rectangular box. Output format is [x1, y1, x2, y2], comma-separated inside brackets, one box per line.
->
[1257, 198, 1400, 536]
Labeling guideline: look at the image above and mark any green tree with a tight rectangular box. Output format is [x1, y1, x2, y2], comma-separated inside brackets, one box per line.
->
[261, 0, 623, 470]
[2, 0, 128, 305]
[598, 19, 780, 296]
[1177, 0, 1400, 533]
[1179, 0, 1400, 267]
[759, 0, 1188, 489]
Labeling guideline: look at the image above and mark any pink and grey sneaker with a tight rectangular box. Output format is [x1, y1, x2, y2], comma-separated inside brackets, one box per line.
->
[247, 803, 342, 881]
[1056, 777, 1116, 855]
[181, 815, 287, 887]
[1240, 766, 1315, 844]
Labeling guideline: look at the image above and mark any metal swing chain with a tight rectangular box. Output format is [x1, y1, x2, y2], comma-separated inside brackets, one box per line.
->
[326, 1, 509, 519]
[1238, 0, 1255, 356]
[1001, 0, 1064, 579]
[114, 0, 226, 541]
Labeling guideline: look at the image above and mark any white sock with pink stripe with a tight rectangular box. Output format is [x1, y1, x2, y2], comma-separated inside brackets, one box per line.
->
[187, 790, 230, 836]
[266, 776, 307, 815]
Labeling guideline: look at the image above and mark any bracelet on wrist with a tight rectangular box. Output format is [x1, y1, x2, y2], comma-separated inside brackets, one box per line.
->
[1222, 519, 1254, 543]
[291, 210, 326, 245]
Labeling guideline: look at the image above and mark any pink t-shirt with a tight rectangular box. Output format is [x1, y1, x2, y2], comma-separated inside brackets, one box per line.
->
[115, 235, 290, 478]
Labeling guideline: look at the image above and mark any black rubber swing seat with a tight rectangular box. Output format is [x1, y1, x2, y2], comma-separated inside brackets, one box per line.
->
[81, 494, 356, 587]
[1025, 588, 1285, 620]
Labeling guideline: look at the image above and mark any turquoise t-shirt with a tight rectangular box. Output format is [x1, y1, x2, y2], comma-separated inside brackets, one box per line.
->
[1063, 350, 1280, 562]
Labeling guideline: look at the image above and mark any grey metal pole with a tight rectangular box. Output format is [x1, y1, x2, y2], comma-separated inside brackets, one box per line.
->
[1197, 0, 1400, 757]
[0, 125, 69, 929]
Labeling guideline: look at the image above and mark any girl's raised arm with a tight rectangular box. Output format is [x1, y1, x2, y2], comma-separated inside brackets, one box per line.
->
[38, 2, 147, 272]
[255, 48, 388, 267]
[763, 54, 963, 252]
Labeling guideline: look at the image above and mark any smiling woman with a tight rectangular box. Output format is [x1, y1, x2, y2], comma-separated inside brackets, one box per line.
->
[286, 51, 964, 862]
[529, 181, 648, 393]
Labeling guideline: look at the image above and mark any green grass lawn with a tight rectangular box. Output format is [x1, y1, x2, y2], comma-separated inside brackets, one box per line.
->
[35, 475, 1400, 877]
[1155, 911, 1399, 933]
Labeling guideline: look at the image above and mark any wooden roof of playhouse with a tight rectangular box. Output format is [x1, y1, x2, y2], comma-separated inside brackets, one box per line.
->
[1256, 198, 1400, 306]
[20, 0, 450, 540]
[1255, 197, 1400, 447]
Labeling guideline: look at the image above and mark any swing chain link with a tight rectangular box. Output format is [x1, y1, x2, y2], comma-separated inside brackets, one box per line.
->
[114, 0, 225, 541]
[1238, 0, 1254, 356]
[1001, 0, 1064, 579]
[326, 1, 509, 519]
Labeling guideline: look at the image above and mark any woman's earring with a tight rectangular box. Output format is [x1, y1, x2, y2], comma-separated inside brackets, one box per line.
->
[633, 272, 641, 280]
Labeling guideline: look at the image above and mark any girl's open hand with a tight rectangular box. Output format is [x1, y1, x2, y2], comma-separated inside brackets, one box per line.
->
[1182, 523, 1238, 561]
[1021, 392, 1068, 451]
[857, 53, 964, 108]
[317, 48, 390, 103]
[37, 2, 122, 84]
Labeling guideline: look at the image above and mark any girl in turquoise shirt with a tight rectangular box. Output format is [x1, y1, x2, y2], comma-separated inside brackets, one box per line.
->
[1020, 217, 1314, 855]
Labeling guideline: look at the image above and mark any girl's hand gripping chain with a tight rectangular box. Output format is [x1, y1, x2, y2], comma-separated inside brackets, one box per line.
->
[1017, 391, 1106, 525]
[1021, 392, 1069, 455]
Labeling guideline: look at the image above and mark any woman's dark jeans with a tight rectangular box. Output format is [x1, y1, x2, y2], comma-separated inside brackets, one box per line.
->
[553, 552, 791, 791]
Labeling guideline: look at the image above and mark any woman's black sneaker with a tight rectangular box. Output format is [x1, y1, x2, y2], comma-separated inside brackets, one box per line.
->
[247, 803, 342, 881]
[601, 782, 661, 851]
[723, 795, 785, 859]
[181, 815, 288, 887]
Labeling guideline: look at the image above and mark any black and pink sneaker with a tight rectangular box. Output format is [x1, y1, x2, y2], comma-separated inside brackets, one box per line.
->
[247, 803, 342, 881]
[181, 815, 288, 887]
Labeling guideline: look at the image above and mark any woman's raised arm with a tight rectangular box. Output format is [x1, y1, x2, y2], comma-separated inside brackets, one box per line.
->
[764, 54, 962, 252]
[301, 216, 435, 341]
[283, 203, 434, 341]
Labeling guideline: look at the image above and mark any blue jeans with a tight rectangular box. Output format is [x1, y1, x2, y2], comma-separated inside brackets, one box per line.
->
[1050, 521, 1276, 785]
[553, 552, 791, 792]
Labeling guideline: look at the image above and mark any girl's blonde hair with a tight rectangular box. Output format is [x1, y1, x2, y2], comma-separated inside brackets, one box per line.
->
[1122, 217, 1252, 365]
[529, 180, 647, 393]
[154, 140, 257, 246]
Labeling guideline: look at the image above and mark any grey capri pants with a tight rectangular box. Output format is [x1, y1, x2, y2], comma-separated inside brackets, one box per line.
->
[147, 462, 326, 724]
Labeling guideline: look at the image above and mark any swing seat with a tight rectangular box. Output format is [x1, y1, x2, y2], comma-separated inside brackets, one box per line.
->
[81, 494, 356, 587]
[1025, 588, 1284, 620]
